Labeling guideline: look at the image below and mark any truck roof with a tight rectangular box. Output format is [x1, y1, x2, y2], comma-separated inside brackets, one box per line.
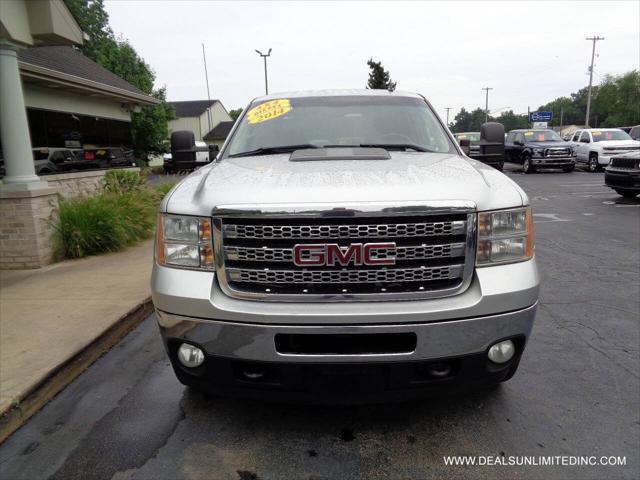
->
[252, 89, 424, 102]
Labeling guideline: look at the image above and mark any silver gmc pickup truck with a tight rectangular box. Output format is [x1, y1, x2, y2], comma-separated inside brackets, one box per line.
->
[151, 90, 539, 402]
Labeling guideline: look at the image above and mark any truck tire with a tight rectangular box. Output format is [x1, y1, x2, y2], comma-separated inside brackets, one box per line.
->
[588, 153, 600, 172]
[495, 161, 504, 171]
[615, 189, 638, 198]
[522, 154, 535, 174]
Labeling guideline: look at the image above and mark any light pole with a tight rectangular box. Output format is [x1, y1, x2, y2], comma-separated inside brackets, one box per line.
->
[482, 87, 493, 123]
[585, 36, 604, 127]
[255, 48, 272, 95]
[445, 107, 452, 126]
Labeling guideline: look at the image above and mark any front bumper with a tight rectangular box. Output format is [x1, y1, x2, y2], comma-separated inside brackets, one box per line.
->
[532, 156, 574, 167]
[157, 304, 536, 401]
[604, 170, 640, 191]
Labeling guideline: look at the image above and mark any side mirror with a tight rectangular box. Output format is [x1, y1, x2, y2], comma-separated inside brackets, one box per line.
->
[208, 144, 219, 158]
[459, 139, 471, 156]
[514, 140, 523, 146]
[580, 138, 590, 143]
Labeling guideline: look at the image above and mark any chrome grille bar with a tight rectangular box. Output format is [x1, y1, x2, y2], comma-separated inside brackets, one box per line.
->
[224, 220, 466, 239]
[227, 265, 464, 284]
[225, 243, 466, 262]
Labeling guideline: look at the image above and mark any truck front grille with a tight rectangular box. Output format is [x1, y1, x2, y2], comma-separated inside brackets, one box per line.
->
[212, 208, 476, 302]
[545, 148, 570, 157]
[609, 156, 639, 169]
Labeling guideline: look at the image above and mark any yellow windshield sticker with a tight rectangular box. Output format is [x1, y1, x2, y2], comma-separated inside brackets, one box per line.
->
[97, 149, 106, 155]
[247, 99, 291, 124]
[591, 131, 602, 135]
[524, 131, 534, 136]
[458, 135, 467, 139]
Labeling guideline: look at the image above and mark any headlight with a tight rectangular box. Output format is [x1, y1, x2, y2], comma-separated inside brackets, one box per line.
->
[532, 148, 544, 157]
[156, 214, 214, 270]
[477, 207, 533, 266]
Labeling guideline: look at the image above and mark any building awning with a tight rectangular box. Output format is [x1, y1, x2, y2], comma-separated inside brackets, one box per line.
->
[18, 46, 160, 107]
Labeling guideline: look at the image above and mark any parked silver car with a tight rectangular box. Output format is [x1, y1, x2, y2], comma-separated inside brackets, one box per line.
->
[151, 90, 539, 402]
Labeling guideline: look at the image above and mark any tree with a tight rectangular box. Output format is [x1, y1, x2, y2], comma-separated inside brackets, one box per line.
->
[229, 108, 243, 121]
[494, 110, 528, 131]
[131, 88, 175, 160]
[63, 0, 172, 160]
[449, 108, 490, 133]
[366, 58, 397, 91]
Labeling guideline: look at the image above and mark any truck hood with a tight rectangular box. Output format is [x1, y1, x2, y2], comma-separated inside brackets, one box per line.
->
[594, 140, 640, 148]
[164, 152, 527, 216]
[525, 141, 572, 149]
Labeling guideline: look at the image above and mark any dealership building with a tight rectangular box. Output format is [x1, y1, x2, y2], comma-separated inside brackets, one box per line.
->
[0, 0, 158, 269]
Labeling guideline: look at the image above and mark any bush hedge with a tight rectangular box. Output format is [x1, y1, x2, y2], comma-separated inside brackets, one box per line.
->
[55, 172, 174, 259]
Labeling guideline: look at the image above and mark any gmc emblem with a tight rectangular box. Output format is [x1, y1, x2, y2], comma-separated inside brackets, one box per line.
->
[293, 243, 396, 267]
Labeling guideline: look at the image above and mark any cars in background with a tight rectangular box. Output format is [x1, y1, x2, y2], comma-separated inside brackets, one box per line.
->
[620, 125, 640, 141]
[82, 147, 136, 169]
[569, 128, 640, 172]
[604, 151, 640, 198]
[453, 132, 481, 156]
[505, 129, 575, 173]
[165, 137, 214, 173]
[32, 147, 76, 175]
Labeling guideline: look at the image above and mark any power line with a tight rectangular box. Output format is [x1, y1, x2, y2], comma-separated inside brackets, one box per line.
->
[585, 36, 604, 127]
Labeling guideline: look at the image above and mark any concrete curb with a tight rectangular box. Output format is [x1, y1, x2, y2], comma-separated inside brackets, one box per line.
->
[0, 298, 154, 444]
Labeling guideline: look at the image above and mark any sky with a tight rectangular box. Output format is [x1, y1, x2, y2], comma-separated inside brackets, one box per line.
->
[105, 0, 640, 120]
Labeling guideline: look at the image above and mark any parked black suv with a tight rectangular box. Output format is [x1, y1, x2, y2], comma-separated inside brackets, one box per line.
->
[505, 129, 575, 173]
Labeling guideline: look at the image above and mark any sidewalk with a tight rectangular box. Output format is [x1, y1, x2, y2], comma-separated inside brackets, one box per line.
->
[0, 240, 154, 420]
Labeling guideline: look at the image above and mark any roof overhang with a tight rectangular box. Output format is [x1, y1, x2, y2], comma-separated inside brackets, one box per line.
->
[19, 61, 160, 106]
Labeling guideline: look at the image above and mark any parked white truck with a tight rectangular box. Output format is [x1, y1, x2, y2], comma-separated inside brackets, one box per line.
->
[569, 128, 640, 172]
[151, 90, 540, 402]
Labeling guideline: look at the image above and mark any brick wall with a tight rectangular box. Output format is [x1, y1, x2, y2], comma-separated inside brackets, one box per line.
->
[45, 168, 140, 199]
[0, 188, 60, 269]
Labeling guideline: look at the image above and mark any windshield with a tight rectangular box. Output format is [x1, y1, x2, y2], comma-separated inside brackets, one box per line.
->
[523, 130, 562, 142]
[225, 95, 455, 156]
[455, 133, 480, 142]
[591, 130, 632, 142]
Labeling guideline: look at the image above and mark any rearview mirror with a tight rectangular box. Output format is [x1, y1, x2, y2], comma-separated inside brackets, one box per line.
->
[459, 139, 471, 156]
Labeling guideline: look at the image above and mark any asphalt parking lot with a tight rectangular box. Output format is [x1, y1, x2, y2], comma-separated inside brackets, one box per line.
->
[1, 165, 638, 480]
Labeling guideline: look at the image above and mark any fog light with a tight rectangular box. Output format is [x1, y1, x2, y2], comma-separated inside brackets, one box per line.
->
[487, 340, 515, 364]
[177, 343, 205, 368]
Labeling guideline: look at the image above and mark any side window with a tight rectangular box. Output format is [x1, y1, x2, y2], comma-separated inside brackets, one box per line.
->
[515, 133, 524, 144]
[506, 132, 515, 144]
[49, 151, 63, 163]
[580, 131, 590, 143]
[572, 131, 581, 142]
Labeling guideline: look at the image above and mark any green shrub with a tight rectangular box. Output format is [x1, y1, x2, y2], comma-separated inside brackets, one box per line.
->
[103, 170, 144, 194]
[55, 176, 177, 259]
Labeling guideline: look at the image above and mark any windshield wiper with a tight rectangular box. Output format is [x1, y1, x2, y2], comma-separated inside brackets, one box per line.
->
[228, 144, 320, 158]
[357, 143, 434, 152]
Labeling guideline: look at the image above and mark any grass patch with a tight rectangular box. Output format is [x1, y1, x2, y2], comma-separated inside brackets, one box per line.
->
[55, 174, 175, 259]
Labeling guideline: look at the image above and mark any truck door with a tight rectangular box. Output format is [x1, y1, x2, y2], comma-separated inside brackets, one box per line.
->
[577, 131, 591, 162]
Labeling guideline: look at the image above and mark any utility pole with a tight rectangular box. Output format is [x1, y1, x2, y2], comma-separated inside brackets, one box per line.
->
[482, 87, 493, 123]
[201, 43, 212, 133]
[445, 107, 452, 126]
[255, 48, 272, 95]
[585, 36, 604, 127]
[560, 107, 564, 131]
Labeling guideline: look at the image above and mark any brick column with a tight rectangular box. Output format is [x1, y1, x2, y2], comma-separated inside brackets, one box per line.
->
[0, 188, 60, 269]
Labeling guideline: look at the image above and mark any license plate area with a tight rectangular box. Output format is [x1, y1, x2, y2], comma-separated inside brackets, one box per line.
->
[275, 333, 417, 355]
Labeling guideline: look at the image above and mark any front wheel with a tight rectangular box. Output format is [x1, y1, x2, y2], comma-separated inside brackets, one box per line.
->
[615, 189, 639, 198]
[495, 161, 504, 171]
[522, 154, 535, 174]
[588, 154, 600, 172]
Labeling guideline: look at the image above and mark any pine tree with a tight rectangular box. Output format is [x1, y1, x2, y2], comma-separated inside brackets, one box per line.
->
[366, 58, 397, 91]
